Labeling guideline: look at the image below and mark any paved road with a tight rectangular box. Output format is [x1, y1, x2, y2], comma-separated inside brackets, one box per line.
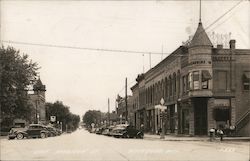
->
[1, 129, 249, 161]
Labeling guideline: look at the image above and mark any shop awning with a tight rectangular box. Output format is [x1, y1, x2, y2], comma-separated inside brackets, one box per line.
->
[243, 72, 250, 81]
[202, 70, 212, 82]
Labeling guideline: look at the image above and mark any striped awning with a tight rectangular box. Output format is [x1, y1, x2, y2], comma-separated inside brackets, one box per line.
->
[202, 70, 212, 82]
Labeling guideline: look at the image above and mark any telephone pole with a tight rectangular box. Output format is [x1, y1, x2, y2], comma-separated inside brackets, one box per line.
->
[125, 78, 128, 122]
[108, 98, 110, 126]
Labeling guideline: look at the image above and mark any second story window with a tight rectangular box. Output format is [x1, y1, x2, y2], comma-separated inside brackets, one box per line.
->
[243, 71, 250, 90]
[182, 75, 186, 93]
[193, 71, 199, 90]
[217, 71, 227, 90]
[202, 70, 211, 89]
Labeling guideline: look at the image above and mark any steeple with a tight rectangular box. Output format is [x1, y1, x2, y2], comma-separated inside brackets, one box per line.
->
[189, 22, 213, 48]
[189, 0, 212, 48]
[33, 77, 46, 92]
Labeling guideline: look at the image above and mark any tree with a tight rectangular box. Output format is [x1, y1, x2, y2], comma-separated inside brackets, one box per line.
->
[0, 46, 39, 127]
[82, 110, 102, 127]
[45, 101, 80, 131]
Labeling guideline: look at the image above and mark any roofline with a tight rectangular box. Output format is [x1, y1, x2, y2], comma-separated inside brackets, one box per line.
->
[144, 46, 185, 76]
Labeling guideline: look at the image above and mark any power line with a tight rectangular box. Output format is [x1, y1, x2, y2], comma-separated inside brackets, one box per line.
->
[1, 40, 169, 55]
[204, 0, 243, 31]
[1, 1, 245, 59]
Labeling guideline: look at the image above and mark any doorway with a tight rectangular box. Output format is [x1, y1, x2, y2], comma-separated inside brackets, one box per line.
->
[193, 98, 208, 135]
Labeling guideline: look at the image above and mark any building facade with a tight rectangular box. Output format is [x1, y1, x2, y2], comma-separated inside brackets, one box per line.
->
[29, 78, 46, 124]
[130, 22, 250, 136]
[116, 95, 134, 125]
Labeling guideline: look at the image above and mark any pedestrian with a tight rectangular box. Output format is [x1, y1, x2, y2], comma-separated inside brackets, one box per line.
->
[158, 128, 162, 135]
[217, 129, 224, 141]
[209, 128, 215, 141]
[140, 124, 144, 133]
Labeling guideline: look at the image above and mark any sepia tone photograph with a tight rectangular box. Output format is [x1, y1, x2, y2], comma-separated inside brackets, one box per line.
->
[0, 0, 249, 161]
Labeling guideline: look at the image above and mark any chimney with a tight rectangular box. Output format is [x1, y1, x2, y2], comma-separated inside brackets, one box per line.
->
[217, 44, 223, 49]
[229, 40, 236, 49]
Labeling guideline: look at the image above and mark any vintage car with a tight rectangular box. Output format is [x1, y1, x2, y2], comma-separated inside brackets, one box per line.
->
[45, 126, 58, 137]
[8, 124, 50, 139]
[111, 124, 143, 139]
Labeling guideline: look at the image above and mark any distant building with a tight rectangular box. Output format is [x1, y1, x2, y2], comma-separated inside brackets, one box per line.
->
[29, 78, 46, 124]
[116, 95, 134, 125]
[130, 22, 250, 136]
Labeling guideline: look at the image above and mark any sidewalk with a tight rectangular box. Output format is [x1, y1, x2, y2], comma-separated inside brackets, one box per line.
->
[144, 134, 250, 142]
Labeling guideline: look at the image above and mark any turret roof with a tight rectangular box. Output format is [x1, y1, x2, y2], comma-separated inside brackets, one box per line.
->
[189, 22, 213, 47]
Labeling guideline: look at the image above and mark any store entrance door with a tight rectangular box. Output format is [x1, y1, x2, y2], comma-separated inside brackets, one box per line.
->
[194, 98, 208, 135]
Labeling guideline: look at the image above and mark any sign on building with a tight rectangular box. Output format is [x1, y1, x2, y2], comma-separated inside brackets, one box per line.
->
[50, 116, 56, 122]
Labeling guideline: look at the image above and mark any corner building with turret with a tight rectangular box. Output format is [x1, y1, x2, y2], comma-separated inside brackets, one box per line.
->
[130, 22, 250, 136]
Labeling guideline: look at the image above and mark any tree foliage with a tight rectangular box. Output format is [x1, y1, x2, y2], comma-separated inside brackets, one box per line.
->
[82, 110, 102, 127]
[0, 46, 39, 126]
[45, 101, 80, 131]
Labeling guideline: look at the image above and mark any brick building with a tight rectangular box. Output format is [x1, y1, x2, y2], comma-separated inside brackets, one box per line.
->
[116, 95, 134, 125]
[29, 78, 46, 124]
[130, 22, 250, 136]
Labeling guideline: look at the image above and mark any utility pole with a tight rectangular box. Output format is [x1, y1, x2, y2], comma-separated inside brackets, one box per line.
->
[149, 53, 151, 69]
[108, 98, 110, 126]
[199, 0, 202, 23]
[125, 78, 128, 122]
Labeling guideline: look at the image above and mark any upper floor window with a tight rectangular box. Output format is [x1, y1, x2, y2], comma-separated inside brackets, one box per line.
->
[201, 70, 211, 89]
[242, 72, 250, 90]
[217, 71, 227, 90]
[193, 71, 199, 90]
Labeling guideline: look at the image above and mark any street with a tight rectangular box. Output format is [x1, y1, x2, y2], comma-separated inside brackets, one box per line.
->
[1, 129, 249, 161]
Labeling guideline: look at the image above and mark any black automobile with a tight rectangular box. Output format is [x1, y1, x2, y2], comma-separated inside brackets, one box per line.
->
[95, 127, 105, 135]
[45, 126, 58, 137]
[111, 125, 143, 139]
[8, 124, 50, 139]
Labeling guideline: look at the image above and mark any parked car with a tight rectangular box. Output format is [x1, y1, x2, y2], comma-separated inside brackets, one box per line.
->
[111, 125, 143, 139]
[107, 126, 115, 136]
[55, 128, 62, 135]
[8, 124, 50, 140]
[101, 128, 110, 136]
[95, 128, 105, 135]
[45, 126, 58, 137]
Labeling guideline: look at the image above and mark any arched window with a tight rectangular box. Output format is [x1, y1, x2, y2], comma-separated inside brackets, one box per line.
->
[173, 73, 176, 95]
[169, 75, 172, 96]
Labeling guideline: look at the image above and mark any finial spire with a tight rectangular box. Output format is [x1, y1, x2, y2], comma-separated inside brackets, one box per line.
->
[199, 0, 201, 23]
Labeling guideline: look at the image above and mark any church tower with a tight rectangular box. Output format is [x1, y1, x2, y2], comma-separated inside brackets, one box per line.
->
[32, 78, 46, 124]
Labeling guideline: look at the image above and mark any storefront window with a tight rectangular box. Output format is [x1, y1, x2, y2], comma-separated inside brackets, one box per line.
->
[213, 108, 230, 121]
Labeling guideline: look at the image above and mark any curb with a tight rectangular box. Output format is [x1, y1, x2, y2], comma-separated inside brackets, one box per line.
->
[144, 136, 250, 142]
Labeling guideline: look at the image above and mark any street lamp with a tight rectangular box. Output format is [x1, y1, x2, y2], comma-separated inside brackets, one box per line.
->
[155, 98, 167, 139]
[60, 122, 62, 133]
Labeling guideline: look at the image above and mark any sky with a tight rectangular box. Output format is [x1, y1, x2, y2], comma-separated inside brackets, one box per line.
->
[1, 0, 249, 116]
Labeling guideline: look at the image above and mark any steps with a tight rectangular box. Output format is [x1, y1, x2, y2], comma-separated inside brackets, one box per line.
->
[235, 109, 250, 136]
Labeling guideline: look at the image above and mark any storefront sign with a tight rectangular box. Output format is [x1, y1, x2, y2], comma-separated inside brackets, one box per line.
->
[214, 99, 230, 106]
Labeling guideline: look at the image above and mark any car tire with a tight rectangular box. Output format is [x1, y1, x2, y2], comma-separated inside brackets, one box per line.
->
[16, 133, 24, 140]
[40, 133, 46, 139]
[136, 133, 143, 139]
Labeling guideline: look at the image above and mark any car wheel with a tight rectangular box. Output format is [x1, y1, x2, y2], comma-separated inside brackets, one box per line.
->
[16, 133, 24, 140]
[40, 133, 46, 139]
